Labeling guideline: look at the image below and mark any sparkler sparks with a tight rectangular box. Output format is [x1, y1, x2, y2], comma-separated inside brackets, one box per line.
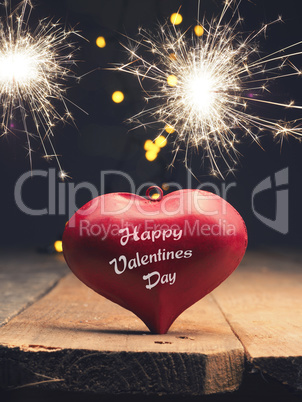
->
[0, 0, 81, 178]
[117, 0, 302, 176]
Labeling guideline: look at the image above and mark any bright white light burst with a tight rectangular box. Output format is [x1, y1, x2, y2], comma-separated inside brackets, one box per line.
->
[117, 0, 302, 176]
[0, 0, 80, 178]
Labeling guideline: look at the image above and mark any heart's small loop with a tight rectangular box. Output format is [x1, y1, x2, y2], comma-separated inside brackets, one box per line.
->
[146, 186, 163, 201]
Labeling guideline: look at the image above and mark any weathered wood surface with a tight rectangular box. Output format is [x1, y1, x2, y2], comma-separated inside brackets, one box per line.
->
[212, 251, 302, 392]
[0, 250, 68, 327]
[0, 273, 244, 395]
[0, 250, 301, 397]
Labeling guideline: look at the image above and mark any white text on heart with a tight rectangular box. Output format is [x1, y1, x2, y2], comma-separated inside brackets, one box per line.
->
[119, 226, 182, 246]
[143, 271, 176, 290]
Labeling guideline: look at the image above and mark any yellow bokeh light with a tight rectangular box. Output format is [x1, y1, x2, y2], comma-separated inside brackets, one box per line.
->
[167, 74, 178, 87]
[145, 150, 158, 161]
[54, 240, 63, 253]
[164, 124, 175, 134]
[151, 193, 160, 200]
[155, 135, 167, 148]
[162, 183, 170, 191]
[112, 91, 124, 103]
[194, 25, 204, 37]
[96, 36, 106, 48]
[144, 139, 160, 153]
[144, 139, 154, 151]
[170, 13, 183, 25]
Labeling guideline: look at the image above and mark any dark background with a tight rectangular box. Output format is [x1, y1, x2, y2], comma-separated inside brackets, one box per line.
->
[0, 0, 302, 249]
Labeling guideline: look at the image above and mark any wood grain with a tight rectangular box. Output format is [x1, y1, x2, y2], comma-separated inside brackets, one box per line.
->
[212, 251, 302, 391]
[0, 250, 68, 327]
[2, 250, 300, 395]
[0, 273, 244, 395]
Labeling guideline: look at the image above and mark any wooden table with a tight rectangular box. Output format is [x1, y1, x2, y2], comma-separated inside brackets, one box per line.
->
[0, 249, 301, 401]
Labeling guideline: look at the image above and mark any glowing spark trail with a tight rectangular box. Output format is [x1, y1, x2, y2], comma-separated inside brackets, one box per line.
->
[117, 0, 302, 176]
[0, 0, 80, 178]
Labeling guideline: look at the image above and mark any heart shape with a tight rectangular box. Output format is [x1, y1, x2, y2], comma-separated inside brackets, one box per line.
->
[63, 188, 247, 334]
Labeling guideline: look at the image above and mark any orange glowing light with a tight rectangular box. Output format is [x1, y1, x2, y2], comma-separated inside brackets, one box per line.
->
[194, 25, 204, 37]
[54, 240, 63, 253]
[170, 13, 183, 25]
[167, 74, 177, 87]
[145, 150, 158, 161]
[164, 124, 175, 134]
[112, 91, 124, 103]
[96, 36, 106, 48]
[155, 135, 167, 148]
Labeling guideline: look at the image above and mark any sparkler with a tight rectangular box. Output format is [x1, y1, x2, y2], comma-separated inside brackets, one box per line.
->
[117, 0, 302, 176]
[0, 0, 80, 179]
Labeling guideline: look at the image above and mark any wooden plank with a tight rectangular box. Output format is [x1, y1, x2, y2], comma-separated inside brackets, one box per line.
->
[0, 250, 68, 327]
[0, 273, 244, 396]
[212, 251, 302, 391]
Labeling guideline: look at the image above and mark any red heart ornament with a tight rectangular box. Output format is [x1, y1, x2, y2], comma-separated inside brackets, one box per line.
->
[63, 188, 247, 334]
